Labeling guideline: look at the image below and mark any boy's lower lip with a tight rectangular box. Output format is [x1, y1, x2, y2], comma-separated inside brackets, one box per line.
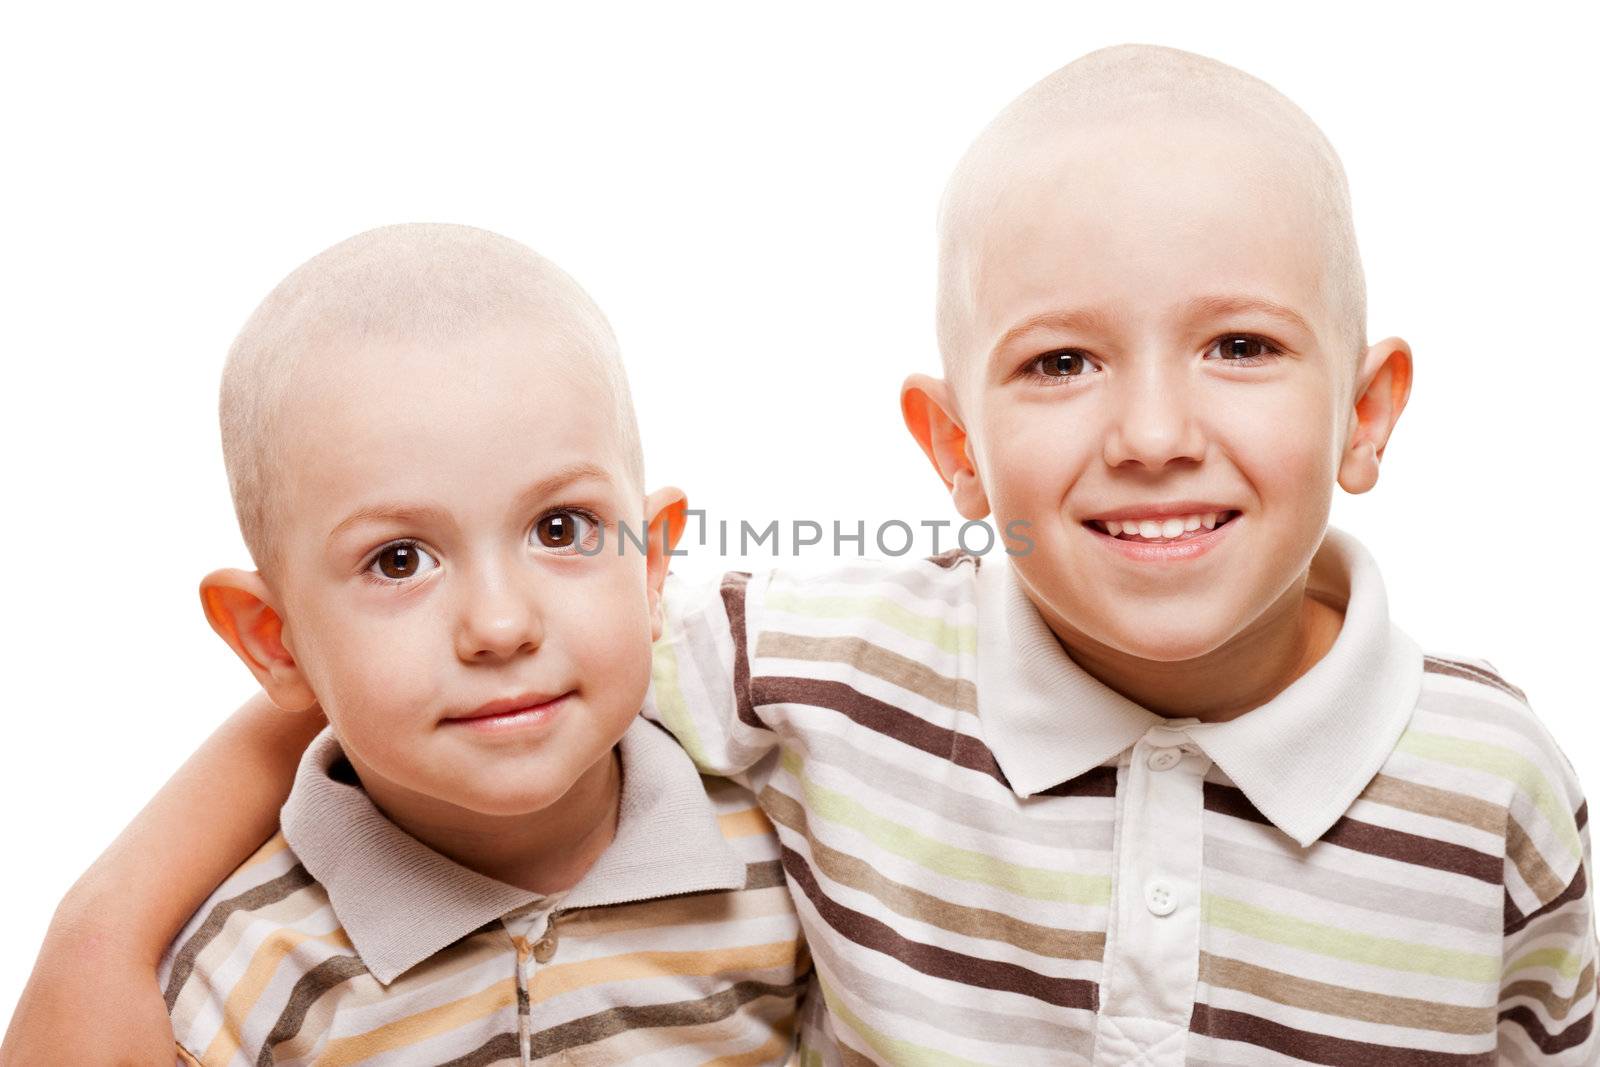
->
[443, 693, 571, 735]
[1083, 512, 1239, 562]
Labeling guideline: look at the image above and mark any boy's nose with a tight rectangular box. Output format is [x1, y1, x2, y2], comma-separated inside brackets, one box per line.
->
[454, 571, 543, 662]
[1101, 366, 1207, 470]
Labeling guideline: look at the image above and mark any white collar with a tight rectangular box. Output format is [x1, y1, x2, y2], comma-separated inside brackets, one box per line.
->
[976, 526, 1422, 846]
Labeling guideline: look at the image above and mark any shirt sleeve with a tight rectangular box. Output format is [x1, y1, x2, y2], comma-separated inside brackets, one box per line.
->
[646, 569, 783, 792]
[1496, 719, 1597, 1063]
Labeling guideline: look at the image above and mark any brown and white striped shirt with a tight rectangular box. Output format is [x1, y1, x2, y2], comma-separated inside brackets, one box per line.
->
[650, 525, 1597, 1064]
[159, 717, 810, 1065]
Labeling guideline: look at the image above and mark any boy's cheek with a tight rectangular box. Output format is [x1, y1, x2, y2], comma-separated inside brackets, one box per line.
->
[982, 404, 1087, 489]
[550, 580, 657, 710]
[572, 606, 657, 705]
[302, 626, 439, 729]
[984, 454, 1083, 534]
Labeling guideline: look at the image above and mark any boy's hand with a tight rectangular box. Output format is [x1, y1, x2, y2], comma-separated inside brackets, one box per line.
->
[2, 912, 177, 1067]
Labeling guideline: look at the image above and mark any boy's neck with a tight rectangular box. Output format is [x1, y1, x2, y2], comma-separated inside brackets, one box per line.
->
[350, 746, 623, 896]
[1039, 574, 1346, 724]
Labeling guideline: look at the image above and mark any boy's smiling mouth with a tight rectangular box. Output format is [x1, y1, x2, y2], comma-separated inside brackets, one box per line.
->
[1083, 504, 1242, 545]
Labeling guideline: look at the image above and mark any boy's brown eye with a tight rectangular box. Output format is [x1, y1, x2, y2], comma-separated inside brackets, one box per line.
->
[380, 546, 416, 578]
[1215, 336, 1274, 360]
[1038, 351, 1089, 377]
[537, 514, 574, 547]
[535, 511, 594, 549]
[371, 542, 437, 581]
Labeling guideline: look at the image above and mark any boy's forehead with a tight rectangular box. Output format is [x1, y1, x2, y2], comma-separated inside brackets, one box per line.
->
[983, 114, 1331, 308]
[219, 223, 646, 572]
[949, 105, 1348, 373]
[936, 48, 1365, 381]
[278, 320, 636, 514]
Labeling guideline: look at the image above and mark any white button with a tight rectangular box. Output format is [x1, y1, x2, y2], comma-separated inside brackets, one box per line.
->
[1145, 880, 1178, 916]
[1146, 749, 1182, 771]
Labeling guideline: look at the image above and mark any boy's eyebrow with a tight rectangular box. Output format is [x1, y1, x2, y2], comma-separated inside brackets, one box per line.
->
[325, 503, 455, 546]
[990, 306, 1123, 360]
[1183, 294, 1315, 336]
[508, 462, 617, 514]
[325, 462, 617, 545]
[989, 294, 1316, 362]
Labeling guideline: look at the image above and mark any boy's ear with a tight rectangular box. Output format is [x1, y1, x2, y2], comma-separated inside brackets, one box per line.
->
[198, 569, 318, 712]
[1338, 336, 1414, 495]
[642, 486, 689, 640]
[901, 373, 990, 520]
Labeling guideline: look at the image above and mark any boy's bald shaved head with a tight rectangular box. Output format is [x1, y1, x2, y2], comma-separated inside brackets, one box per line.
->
[937, 44, 1365, 384]
[221, 223, 644, 573]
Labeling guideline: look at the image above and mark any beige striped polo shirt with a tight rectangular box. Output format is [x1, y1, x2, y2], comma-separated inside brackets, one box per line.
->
[649, 525, 1597, 1064]
[159, 716, 810, 1065]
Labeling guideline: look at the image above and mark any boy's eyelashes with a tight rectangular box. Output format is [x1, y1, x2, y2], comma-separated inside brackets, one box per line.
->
[1015, 333, 1286, 386]
[1202, 333, 1284, 364]
[356, 506, 608, 585]
[365, 540, 440, 583]
[1022, 349, 1098, 384]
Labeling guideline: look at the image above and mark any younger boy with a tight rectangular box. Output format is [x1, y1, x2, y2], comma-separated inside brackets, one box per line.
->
[8, 46, 1596, 1065]
[149, 224, 806, 1064]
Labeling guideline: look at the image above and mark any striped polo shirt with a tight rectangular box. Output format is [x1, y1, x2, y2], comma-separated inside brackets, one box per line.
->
[649, 525, 1597, 1064]
[159, 716, 809, 1065]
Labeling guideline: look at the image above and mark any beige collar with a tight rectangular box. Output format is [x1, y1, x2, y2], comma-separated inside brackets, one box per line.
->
[282, 716, 746, 984]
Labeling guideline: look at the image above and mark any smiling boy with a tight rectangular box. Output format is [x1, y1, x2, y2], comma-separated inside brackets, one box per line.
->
[7, 45, 1596, 1066]
[915, 42, 1379, 725]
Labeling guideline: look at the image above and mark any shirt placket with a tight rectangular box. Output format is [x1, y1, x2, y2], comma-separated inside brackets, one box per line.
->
[1094, 723, 1210, 1065]
[508, 907, 561, 1065]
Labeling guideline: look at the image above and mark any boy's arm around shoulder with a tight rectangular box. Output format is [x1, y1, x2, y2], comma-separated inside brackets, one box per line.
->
[646, 569, 783, 787]
[1, 691, 325, 1067]
[1493, 688, 1598, 1062]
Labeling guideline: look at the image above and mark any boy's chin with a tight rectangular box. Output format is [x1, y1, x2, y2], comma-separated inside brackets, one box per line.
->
[428, 777, 592, 819]
[1078, 611, 1243, 666]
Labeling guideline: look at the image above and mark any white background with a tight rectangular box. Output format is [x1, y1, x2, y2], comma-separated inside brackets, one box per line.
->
[3, 2, 1596, 1022]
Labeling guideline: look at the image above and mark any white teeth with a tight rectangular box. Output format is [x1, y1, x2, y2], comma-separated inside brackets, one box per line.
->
[1097, 511, 1233, 541]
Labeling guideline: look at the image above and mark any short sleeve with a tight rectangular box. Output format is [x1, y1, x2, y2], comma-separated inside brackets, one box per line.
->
[646, 569, 782, 790]
[1497, 713, 1597, 1062]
